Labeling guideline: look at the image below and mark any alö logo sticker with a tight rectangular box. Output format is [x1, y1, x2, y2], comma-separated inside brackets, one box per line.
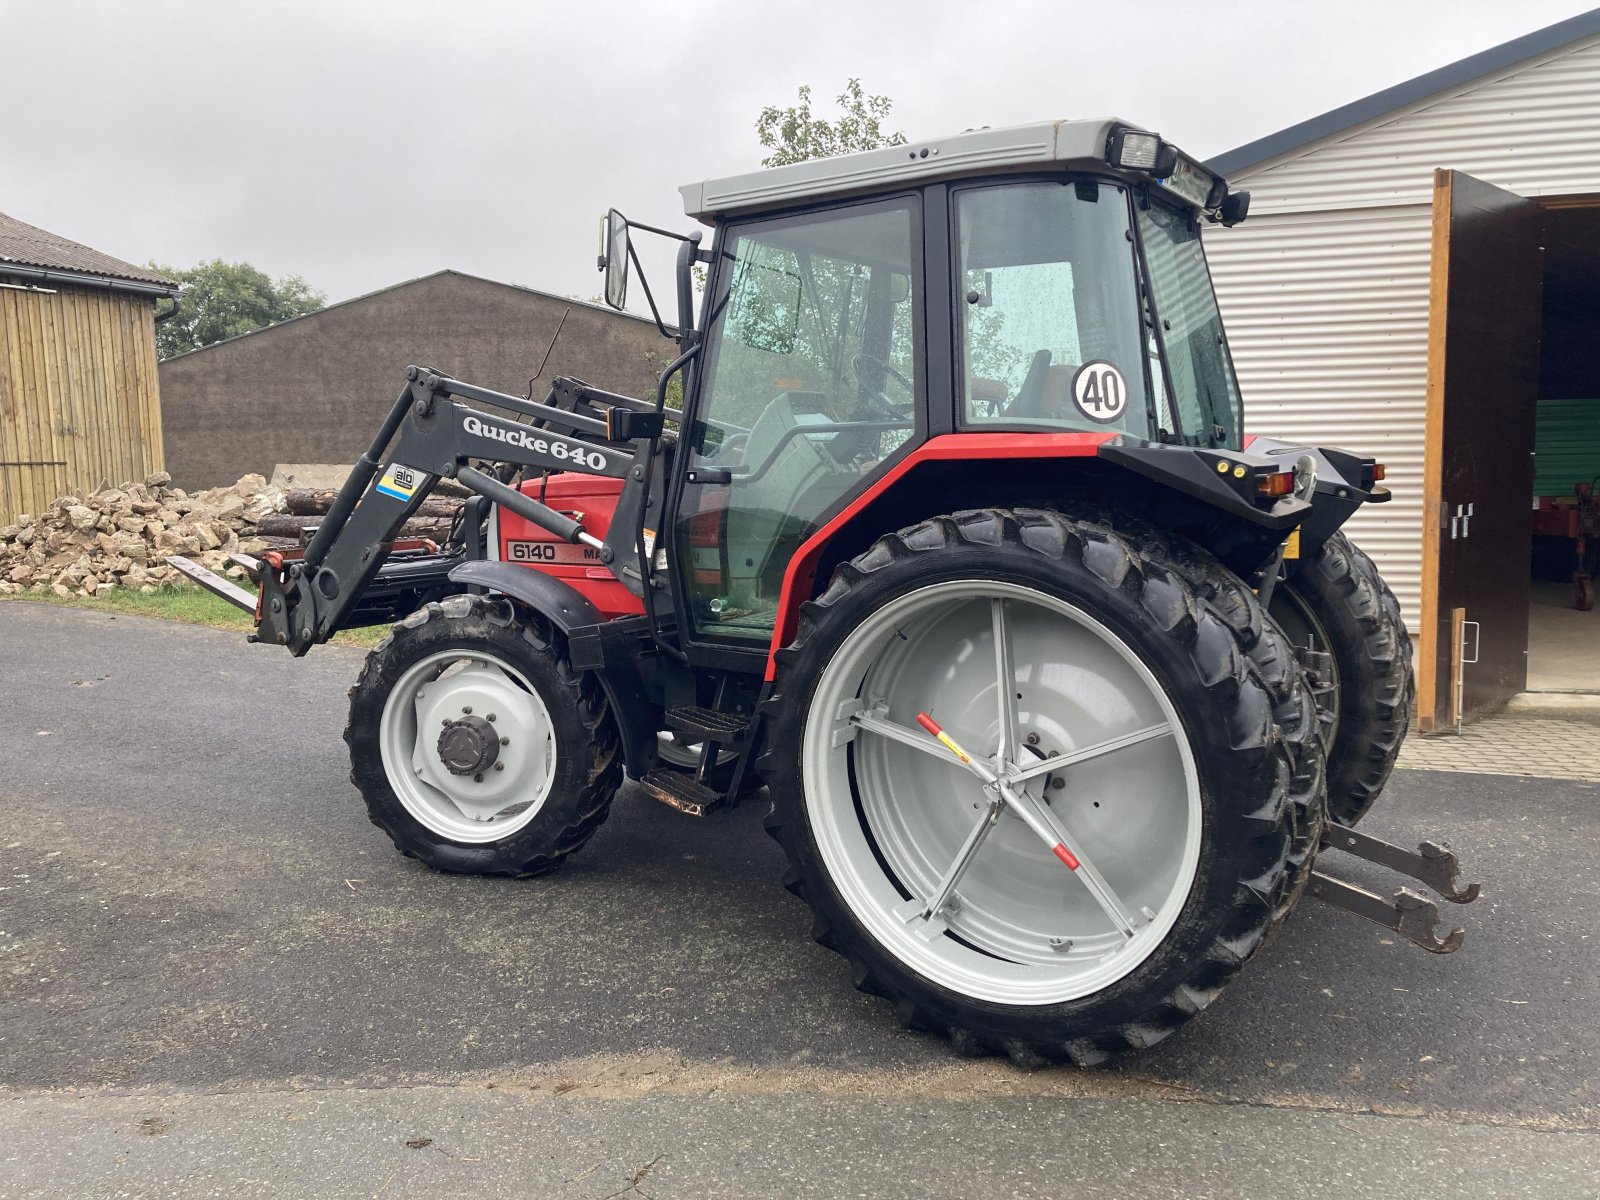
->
[463, 414, 609, 472]
[375, 463, 425, 502]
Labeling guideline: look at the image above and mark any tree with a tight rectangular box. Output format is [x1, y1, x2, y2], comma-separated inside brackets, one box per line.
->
[755, 79, 907, 167]
[150, 260, 326, 359]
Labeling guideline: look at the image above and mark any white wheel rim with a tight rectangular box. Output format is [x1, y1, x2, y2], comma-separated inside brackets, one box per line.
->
[378, 649, 557, 844]
[801, 580, 1203, 1006]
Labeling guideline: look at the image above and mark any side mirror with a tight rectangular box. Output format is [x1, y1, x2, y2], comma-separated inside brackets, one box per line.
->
[599, 208, 630, 310]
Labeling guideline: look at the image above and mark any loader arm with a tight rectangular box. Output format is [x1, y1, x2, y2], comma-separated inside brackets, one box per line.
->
[244, 366, 656, 656]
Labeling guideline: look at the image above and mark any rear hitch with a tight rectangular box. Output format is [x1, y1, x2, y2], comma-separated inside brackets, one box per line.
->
[1308, 822, 1481, 954]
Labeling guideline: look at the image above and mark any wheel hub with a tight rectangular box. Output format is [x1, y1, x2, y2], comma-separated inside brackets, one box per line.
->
[378, 652, 558, 844]
[437, 714, 500, 776]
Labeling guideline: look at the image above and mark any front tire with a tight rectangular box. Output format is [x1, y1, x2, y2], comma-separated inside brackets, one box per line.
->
[762, 510, 1314, 1064]
[346, 594, 622, 876]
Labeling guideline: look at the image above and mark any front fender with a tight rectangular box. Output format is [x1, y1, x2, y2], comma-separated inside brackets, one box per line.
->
[448, 560, 603, 634]
[447, 560, 658, 777]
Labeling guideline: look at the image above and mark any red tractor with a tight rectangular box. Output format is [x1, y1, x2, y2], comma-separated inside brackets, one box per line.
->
[175, 120, 1476, 1064]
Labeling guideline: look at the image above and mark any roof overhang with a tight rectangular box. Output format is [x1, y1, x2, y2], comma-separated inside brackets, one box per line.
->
[1207, 8, 1600, 179]
[0, 260, 180, 299]
[680, 118, 1137, 223]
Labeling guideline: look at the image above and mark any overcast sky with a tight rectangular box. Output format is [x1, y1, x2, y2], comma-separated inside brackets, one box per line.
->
[3, 0, 1596, 316]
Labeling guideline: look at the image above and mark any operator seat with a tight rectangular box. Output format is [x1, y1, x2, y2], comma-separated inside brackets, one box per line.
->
[1006, 353, 1079, 420]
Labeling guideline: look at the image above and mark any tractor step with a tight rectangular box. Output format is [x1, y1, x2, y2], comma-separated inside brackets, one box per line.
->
[664, 705, 751, 743]
[639, 768, 726, 817]
[1308, 822, 1482, 954]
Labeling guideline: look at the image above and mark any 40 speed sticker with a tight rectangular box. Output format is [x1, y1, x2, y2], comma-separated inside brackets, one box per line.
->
[1070, 360, 1129, 425]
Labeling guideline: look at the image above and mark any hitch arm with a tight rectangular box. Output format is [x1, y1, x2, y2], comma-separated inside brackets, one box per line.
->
[1308, 822, 1481, 954]
[1307, 874, 1466, 954]
[1323, 823, 1481, 903]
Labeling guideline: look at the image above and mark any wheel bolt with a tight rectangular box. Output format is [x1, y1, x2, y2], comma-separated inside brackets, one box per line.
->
[487, 713, 497, 723]
[1025, 732, 1040, 746]
[494, 762, 505, 771]
[473, 773, 483, 783]
[1051, 778, 1065, 791]
[442, 718, 450, 726]
[462, 706, 473, 714]
[500, 736, 509, 746]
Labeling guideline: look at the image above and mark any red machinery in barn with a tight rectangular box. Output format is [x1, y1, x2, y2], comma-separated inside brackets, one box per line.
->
[1533, 481, 1598, 610]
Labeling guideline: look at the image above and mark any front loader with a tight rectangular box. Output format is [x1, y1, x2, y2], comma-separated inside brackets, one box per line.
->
[174, 118, 1477, 1064]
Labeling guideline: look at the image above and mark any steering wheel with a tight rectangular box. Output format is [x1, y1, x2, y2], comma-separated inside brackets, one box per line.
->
[850, 353, 915, 419]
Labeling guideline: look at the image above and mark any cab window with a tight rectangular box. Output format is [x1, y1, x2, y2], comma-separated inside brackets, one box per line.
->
[679, 199, 920, 643]
[955, 181, 1153, 437]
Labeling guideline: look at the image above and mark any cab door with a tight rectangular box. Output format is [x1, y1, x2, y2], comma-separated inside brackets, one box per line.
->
[671, 197, 924, 654]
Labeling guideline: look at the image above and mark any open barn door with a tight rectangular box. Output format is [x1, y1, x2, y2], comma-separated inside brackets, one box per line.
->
[1417, 169, 1544, 730]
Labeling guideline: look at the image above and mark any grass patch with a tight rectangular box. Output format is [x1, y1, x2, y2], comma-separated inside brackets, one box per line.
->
[0, 584, 388, 647]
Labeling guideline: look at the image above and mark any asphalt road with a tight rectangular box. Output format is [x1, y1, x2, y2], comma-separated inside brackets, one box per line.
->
[1, 603, 1596, 1198]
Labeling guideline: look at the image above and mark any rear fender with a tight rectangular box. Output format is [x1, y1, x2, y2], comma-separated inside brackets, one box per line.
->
[764, 433, 1112, 678]
[764, 433, 1342, 679]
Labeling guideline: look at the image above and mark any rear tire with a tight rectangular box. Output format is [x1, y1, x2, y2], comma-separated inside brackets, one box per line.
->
[1086, 512, 1325, 916]
[346, 594, 622, 876]
[1269, 532, 1413, 825]
[761, 509, 1316, 1064]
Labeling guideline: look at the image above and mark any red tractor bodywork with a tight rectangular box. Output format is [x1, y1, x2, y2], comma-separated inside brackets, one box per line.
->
[496, 473, 642, 622]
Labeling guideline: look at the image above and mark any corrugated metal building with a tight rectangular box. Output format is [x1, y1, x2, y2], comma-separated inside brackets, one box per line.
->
[0, 212, 179, 523]
[1204, 9, 1600, 727]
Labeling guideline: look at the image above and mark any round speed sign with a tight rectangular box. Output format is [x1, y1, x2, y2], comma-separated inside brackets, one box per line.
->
[1070, 361, 1129, 425]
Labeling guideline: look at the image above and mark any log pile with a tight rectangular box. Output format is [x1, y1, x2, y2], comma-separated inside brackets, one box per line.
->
[0, 475, 466, 600]
[266, 489, 461, 541]
[0, 472, 285, 597]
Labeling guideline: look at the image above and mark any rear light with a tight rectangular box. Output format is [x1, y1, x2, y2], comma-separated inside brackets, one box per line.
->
[1256, 469, 1295, 498]
[1372, 462, 1387, 481]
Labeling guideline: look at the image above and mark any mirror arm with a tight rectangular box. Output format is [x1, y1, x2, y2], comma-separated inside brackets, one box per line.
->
[627, 239, 674, 340]
[675, 231, 703, 349]
[624, 217, 696, 243]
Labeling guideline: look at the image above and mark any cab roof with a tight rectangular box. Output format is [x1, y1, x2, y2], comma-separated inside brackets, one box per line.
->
[680, 118, 1134, 224]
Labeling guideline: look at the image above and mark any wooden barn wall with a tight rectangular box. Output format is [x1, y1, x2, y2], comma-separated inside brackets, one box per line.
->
[0, 283, 165, 524]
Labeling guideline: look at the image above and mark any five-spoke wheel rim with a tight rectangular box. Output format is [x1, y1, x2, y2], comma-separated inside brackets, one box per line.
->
[379, 649, 557, 844]
[802, 581, 1202, 1005]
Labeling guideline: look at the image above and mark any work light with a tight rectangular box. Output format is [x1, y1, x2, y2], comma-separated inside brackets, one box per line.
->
[1108, 129, 1175, 175]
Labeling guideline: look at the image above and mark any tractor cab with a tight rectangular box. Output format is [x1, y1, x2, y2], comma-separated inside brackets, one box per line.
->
[603, 119, 1269, 654]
